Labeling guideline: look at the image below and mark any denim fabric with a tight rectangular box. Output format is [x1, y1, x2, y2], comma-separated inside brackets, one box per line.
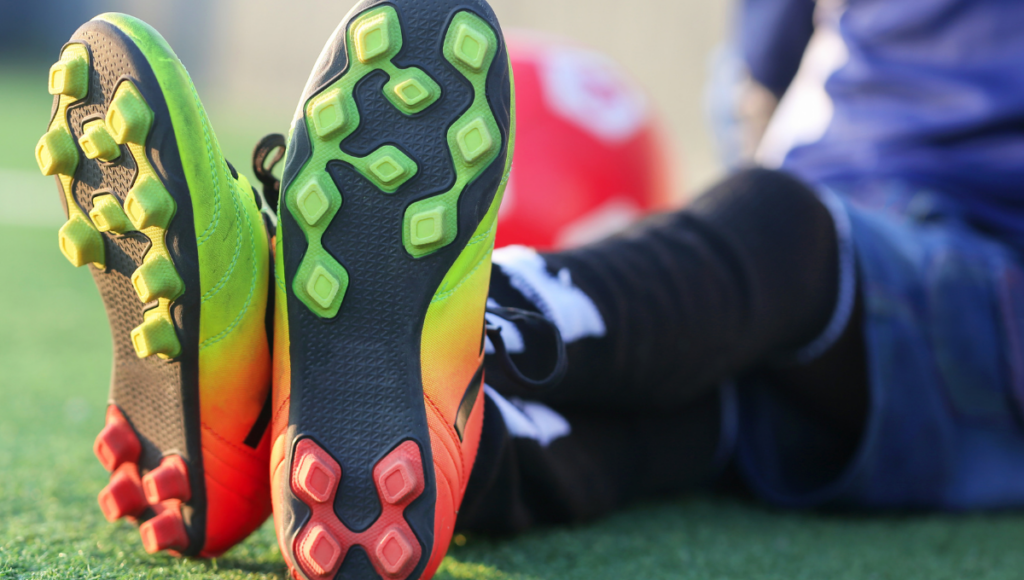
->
[737, 180, 1024, 509]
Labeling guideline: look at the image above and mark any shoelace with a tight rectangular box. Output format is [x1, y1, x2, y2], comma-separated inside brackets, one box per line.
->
[484, 305, 568, 392]
[252, 133, 286, 214]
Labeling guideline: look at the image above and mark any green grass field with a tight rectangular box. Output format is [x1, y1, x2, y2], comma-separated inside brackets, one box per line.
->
[6, 63, 1024, 580]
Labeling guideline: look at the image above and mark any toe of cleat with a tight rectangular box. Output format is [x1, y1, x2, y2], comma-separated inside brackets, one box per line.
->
[309, 89, 349, 139]
[36, 126, 79, 177]
[139, 505, 189, 554]
[79, 120, 121, 162]
[58, 216, 105, 268]
[106, 82, 154, 145]
[124, 175, 176, 230]
[89, 194, 134, 234]
[48, 54, 89, 99]
[131, 254, 184, 303]
[142, 456, 191, 504]
[130, 311, 181, 359]
[455, 117, 496, 165]
[452, 23, 490, 71]
[353, 12, 395, 63]
[97, 462, 148, 522]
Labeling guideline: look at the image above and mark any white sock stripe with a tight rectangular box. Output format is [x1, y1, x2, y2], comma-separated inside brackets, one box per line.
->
[492, 245, 607, 344]
[484, 386, 571, 447]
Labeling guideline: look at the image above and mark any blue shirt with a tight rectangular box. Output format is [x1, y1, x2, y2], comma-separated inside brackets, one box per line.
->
[746, 0, 1024, 251]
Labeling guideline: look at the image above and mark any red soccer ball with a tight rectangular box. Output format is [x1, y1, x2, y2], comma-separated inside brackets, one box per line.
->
[496, 31, 677, 250]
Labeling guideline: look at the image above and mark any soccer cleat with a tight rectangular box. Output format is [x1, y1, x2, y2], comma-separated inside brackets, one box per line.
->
[270, 0, 514, 578]
[38, 14, 273, 557]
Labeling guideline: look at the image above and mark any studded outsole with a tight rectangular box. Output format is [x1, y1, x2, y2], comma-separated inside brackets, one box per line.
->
[291, 439, 425, 580]
[277, 0, 512, 578]
[39, 44, 184, 358]
[285, 5, 502, 318]
[37, 20, 209, 556]
[94, 406, 191, 553]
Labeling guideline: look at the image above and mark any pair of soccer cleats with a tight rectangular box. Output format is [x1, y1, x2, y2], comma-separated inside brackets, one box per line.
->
[37, 1, 513, 578]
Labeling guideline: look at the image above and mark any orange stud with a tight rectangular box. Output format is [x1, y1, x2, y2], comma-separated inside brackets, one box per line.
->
[139, 506, 189, 553]
[142, 456, 191, 504]
[97, 463, 147, 522]
[93, 420, 141, 472]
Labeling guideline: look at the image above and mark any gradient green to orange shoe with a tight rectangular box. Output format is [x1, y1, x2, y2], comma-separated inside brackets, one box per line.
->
[38, 13, 272, 557]
[269, 0, 514, 578]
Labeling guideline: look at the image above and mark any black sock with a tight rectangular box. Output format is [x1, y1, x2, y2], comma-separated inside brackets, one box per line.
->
[487, 168, 843, 410]
[456, 389, 726, 534]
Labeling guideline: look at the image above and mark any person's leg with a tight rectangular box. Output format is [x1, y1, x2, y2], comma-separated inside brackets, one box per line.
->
[456, 387, 732, 534]
[457, 167, 871, 532]
[486, 168, 862, 414]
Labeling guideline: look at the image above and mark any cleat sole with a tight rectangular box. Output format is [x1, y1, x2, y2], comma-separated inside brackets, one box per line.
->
[275, 3, 512, 577]
[41, 16, 222, 556]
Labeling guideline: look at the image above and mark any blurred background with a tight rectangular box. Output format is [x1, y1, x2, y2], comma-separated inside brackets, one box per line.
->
[0, 0, 731, 228]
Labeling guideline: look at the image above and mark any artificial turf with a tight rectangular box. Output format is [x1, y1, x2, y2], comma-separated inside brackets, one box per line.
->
[6, 62, 1024, 580]
[6, 226, 1024, 580]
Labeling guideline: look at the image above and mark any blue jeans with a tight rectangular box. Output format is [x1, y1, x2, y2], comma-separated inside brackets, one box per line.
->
[737, 179, 1024, 509]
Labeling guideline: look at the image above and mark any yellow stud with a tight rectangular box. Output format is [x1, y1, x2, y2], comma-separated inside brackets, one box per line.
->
[58, 216, 105, 267]
[124, 175, 175, 230]
[131, 254, 184, 303]
[305, 265, 341, 309]
[79, 120, 120, 162]
[48, 54, 89, 99]
[131, 312, 181, 359]
[394, 78, 431, 108]
[452, 24, 489, 70]
[35, 126, 79, 176]
[310, 89, 347, 138]
[354, 13, 392, 63]
[368, 155, 406, 185]
[106, 83, 153, 145]
[455, 117, 495, 165]
[89, 194, 135, 234]
[409, 206, 445, 247]
[295, 180, 331, 226]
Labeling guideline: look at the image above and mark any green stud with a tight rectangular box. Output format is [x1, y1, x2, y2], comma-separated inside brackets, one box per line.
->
[131, 311, 181, 359]
[35, 126, 79, 176]
[131, 254, 184, 302]
[79, 120, 120, 161]
[58, 216, 105, 268]
[368, 155, 406, 185]
[452, 24, 489, 70]
[305, 264, 341, 309]
[310, 89, 347, 139]
[48, 54, 89, 99]
[106, 82, 153, 145]
[295, 179, 331, 226]
[353, 12, 392, 63]
[124, 175, 175, 230]
[455, 117, 495, 165]
[394, 78, 430, 108]
[89, 194, 134, 234]
[409, 206, 445, 247]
